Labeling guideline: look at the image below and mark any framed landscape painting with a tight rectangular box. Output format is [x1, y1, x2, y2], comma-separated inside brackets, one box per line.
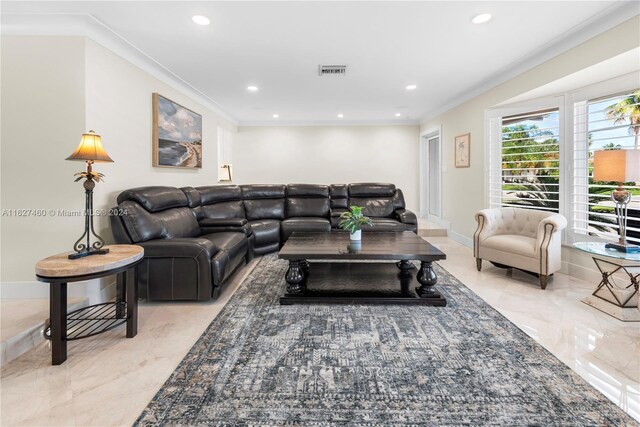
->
[153, 93, 202, 168]
[454, 133, 470, 168]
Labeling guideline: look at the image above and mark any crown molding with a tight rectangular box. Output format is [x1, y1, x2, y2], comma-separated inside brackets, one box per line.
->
[419, 1, 640, 125]
[1, 12, 238, 124]
[238, 119, 420, 127]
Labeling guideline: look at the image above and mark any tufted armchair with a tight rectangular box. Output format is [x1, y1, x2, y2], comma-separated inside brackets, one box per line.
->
[474, 207, 567, 289]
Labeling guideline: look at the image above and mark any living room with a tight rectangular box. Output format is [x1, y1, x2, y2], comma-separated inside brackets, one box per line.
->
[1, 1, 639, 425]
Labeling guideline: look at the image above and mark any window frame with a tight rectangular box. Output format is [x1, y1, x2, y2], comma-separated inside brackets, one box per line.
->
[567, 73, 640, 245]
[485, 96, 566, 228]
[485, 72, 639, 246]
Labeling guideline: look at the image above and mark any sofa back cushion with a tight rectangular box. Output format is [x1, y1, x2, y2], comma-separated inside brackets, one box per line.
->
[197, 185, 245, 219]
[286, 184, 330, 218]
[392, 188, 406, 210]
[330, 184, 348, 209]
[348, 183, 396, 218]
[123, 205, 199, 242]
[241, 184, 286, 220]
[348, 197, 395, 218]
[348, 183, 396, 198]
[117, 186, 189, 212]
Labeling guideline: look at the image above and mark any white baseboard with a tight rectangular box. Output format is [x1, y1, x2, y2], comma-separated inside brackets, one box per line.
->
[1, 279, 118, 304]
[448, 230, 473, 248]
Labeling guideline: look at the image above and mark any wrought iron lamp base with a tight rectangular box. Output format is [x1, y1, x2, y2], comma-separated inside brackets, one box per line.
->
[68, 247, 110, 260]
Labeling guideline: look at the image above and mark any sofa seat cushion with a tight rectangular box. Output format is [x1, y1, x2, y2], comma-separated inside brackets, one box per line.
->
[248, 219, 281, 246]
[281, 217, 331, 240]
[364, 218, 405, 232]
[482, 234, 536, 257]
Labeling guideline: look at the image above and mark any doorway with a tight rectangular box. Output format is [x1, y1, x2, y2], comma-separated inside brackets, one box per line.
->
[420, 129, 442, 221]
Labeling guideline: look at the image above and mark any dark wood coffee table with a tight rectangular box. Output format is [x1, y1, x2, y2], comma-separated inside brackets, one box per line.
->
[278, 231, 447, 305]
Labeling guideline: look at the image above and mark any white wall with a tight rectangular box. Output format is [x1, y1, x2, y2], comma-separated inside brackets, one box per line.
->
[234, 125, 421, 211]
[1, 36, 236, 295]
[420, 16, 640, 242]
[1, 37, 87, 288]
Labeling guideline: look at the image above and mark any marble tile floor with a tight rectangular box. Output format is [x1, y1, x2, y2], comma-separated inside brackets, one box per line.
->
[1, 297, 88, 366]
[1, 237, 638, 426]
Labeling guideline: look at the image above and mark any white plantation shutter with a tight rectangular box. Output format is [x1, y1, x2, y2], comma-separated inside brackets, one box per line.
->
[488, 116, 502, 209]
[572, 91, 640, 244]
[489, 108, 561, 212]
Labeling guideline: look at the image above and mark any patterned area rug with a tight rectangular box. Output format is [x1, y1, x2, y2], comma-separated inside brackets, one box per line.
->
[136, 255, 635, 426]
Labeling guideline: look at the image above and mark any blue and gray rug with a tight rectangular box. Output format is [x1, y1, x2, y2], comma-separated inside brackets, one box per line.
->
[135, 255, 636, 426]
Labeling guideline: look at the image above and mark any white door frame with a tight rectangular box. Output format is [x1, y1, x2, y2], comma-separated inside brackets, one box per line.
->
[419, 126, 443, 221]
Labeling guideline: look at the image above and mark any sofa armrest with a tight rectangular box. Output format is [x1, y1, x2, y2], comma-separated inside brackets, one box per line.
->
[394, 209, 417, 225]
[199, 218, 248, 227]
[199, 218, 252, 236]
[139, 238, 219, 259]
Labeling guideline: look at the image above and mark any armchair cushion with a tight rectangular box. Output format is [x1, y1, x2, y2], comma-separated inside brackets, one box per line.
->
[482, 235, 536, 257]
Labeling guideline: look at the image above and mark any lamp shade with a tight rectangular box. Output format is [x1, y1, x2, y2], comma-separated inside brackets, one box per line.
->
[66, 130, 113, 162]
[593, 149, 640, 183]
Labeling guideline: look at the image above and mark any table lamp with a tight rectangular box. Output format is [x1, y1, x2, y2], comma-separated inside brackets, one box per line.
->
[66, 130, 114, 259]
[593, 149, 640, 252]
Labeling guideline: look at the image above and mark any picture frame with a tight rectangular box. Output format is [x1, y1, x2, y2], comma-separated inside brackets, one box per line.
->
[152, 93, 203, 169]
[454, 133, 470, 168]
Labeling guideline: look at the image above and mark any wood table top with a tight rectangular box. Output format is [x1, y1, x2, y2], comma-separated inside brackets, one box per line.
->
[35, 245, 144, 278]
[279, 232, 446, 261]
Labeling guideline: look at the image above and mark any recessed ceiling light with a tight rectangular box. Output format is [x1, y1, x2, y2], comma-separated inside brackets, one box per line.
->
[337, 114, 344, 118]
[247, 85, 259, 92]
[395, 113, 401, 117]
[405, 84, 417, 91]
[192, 15, 210, 26]
[471, 13, 492, 24]
[273, 114, 279, 118]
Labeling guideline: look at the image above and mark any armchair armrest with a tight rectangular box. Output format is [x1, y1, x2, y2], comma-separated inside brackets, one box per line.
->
[474, 209, 500, 257]
[139, 237, 219, 259]
[535, 214, 567, 248]
[535, 213, 567, 276]
[199, 218, 252, 236]
[394, 208, 417, 225]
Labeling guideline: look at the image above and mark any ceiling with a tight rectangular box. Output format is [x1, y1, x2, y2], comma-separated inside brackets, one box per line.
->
[1, 1, 634, 124]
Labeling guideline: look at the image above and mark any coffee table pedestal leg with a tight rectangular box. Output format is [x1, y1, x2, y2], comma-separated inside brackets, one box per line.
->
[416, 261, 441, 299]
[286, 260, 307, 294]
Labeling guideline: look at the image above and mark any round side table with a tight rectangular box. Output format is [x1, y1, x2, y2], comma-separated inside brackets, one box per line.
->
[35, 245, 144, 365]
[573, 242, 639, 322]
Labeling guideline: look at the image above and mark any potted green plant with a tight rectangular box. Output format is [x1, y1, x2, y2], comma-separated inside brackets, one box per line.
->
[339, 206, 373, 241]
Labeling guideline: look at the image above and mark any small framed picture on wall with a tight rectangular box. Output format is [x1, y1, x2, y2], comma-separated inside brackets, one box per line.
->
[454, 133, 470, 168]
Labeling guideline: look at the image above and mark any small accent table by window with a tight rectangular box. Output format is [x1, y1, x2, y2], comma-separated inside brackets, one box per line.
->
[573, 242, 639, 322]
[35, 245, 144, 365]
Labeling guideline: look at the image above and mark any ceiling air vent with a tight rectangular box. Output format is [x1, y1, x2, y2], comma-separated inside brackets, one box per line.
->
[318, 65, 347, 76]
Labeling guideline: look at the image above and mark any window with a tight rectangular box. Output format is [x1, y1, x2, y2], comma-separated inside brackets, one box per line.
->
[573, 90, 640, 244]
[489, 108, 561, 212]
